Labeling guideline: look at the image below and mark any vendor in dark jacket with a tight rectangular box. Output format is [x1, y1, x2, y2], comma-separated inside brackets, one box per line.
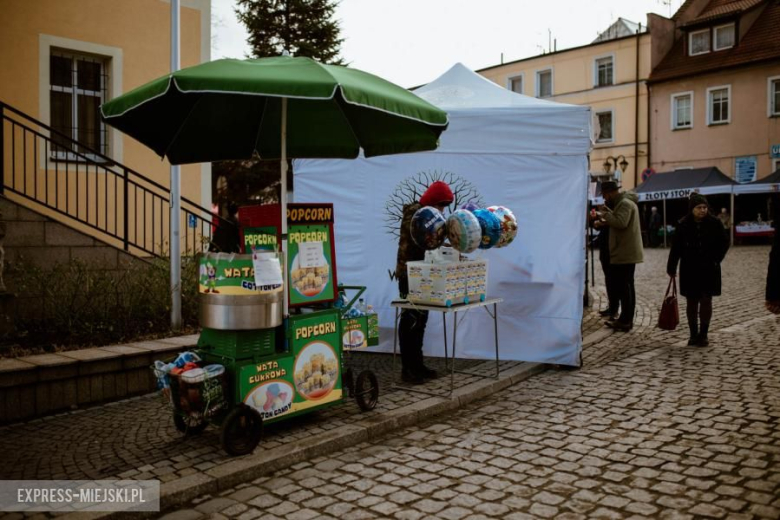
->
[766, 194, 780, 314]
[396, 181, 453, 384]
[667, 193, 729, 346]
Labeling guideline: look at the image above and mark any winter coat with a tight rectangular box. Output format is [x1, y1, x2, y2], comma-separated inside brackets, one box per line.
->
[396, 202, 424, 297]
[667, 214, 729, 298]
[603, 192, 644, 265]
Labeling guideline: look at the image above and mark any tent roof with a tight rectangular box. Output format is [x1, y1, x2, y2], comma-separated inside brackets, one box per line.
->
[750, 168, 780, 184]
[633, 167, 736, 200]
[733, 168, 780, 193]
[410, 63, 592, 156]
[414, 63, 583, 111]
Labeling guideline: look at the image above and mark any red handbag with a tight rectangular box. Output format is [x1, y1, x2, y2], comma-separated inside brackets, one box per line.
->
[658, 277, 679, 331]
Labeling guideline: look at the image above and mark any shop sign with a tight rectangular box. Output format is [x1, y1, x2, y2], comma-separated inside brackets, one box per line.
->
[287, 224, 336, 305]
[771, 144, 780, 158]
[243, 226, 278, 253]
[287, 203, 334, 223]
[735, 156, 757, 184]
[199, 253, 256, 295]
[639, 189, 693, 201]
[239, 311, 343, 421]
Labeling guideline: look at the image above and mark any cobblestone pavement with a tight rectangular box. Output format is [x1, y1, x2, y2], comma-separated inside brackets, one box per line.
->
[161, 246, 780, 519]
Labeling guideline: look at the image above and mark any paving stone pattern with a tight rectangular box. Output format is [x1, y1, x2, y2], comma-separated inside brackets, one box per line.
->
[1, 246, 777, 520]
[160, 246, 780, 519]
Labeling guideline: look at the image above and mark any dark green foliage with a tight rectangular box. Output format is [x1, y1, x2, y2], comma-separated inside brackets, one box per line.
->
[235, 0, 344, 64]
[5, 256, 200, 351]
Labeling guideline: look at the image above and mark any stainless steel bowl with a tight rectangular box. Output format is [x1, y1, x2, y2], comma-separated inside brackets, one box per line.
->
[199, 291, 284, 330]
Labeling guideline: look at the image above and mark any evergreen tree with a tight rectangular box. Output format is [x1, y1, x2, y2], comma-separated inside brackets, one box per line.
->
[213, 1, 345, 214]
[236, 0, 344, 64]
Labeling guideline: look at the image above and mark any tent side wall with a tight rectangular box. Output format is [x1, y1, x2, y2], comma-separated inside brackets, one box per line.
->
[295, 106, 590, 366]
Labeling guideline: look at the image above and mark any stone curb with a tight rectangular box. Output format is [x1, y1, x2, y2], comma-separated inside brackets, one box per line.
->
[59, 362, 547, 520]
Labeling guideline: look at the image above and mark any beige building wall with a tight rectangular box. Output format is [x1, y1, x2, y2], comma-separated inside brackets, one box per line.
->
[479, 33, 652, 191]
[649, 61, 780, 179]
[0, 0, 212, 254]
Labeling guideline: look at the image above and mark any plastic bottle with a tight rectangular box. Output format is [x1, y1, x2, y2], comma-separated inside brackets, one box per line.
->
[356, 298, 367, 315]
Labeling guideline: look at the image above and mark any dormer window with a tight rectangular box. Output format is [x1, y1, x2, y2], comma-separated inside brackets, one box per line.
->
[689, 29, 710, 55]
[714, 23, 735, 50]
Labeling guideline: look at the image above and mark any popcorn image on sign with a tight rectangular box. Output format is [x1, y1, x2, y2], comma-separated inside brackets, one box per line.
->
[294, 343, 339, 400]
[291, 254, 329, 297]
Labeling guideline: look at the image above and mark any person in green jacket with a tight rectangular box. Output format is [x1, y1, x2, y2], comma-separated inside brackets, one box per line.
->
[597, 181, 644, 331]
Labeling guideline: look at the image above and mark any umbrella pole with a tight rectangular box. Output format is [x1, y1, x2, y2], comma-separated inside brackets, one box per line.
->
[663, 198, 667, 248]
[170, 0, 182, 330]
[730, 192, 735, 247]
[281, 97, 288, 317]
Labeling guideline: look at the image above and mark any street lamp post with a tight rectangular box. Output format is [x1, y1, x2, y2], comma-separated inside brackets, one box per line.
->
[603, 155, 629, 183]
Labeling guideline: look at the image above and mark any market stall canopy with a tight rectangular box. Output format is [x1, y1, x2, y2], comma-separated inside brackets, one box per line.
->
[634, 167, 736, 202]
[733, 168, 780, 194]
[412, 62, 592, 155]
[296, 63, 592, 366]
[101, 56, 449, 164]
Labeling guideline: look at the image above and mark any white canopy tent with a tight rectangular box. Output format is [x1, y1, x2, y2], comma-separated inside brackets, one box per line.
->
[295, 63, 592, 366]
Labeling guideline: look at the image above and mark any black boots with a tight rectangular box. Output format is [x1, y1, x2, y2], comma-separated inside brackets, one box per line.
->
[698, 322, 709, 347]
[688, 323, 699, 346]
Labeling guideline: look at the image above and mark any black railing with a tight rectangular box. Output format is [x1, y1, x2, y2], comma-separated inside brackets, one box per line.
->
[0, 101, 236, 258]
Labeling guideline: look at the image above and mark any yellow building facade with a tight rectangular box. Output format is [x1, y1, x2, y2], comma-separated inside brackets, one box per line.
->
[0, 0, 212, 256]
[478, 27, 652, 191]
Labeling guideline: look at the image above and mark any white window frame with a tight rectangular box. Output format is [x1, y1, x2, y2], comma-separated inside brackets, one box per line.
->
[689, 28, 711, 56]
[39, 34, 123, 165]
[506, 74, 524, 95]
[707, 85, 731, 125]
[773, 158, 780, 172]
[49, 50, 109, 162]
[595, 109, 615, 144]
[713, 23, 735, 51]
[671, 91, 694, 130]
[593, 53, 615, 88]
[535, 68, 553, 98]
[769, 75, 780, 117]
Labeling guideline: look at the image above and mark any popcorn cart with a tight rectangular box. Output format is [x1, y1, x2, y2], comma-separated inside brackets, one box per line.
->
[154, 203, 379, 456]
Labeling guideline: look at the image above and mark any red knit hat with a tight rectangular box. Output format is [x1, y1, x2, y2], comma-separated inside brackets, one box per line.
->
[420, 181, 454, 207]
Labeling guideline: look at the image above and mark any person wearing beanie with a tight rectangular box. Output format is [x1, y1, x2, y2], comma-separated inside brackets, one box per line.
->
[598, 181, 643, 332]
[667, 193, 730, 346]
[395, 180, 454, 384]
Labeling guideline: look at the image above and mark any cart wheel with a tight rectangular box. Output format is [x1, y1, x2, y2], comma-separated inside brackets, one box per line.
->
[173, 412, 208, 435]
[354, 370, 379, 412]
[343, 368, 354, 397]
[220, 404, 263, 456]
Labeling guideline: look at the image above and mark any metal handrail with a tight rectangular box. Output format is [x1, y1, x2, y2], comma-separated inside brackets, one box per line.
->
[0, 100, 237, 258]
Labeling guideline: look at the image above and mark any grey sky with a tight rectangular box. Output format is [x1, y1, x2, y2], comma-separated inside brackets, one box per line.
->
[211, 0, 684, 88]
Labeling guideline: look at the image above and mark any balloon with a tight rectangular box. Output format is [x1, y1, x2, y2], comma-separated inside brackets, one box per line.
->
[446, 210, 482, 253]
[461, 201, 481, 212]
[410, 206, 447, 250]
[487, 206, 518, 247]
[472, 209, 502, 249]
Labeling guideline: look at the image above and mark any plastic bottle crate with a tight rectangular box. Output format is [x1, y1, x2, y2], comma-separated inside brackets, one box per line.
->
[197, 328, 275, 360]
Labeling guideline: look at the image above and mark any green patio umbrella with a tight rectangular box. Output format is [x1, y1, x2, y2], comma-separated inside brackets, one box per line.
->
[101, 55, 448, 318]
[100, 56, 449, 164]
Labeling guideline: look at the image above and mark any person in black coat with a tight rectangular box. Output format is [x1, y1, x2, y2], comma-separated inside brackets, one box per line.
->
[766, 194, 780, 314]
[667, 193, 730, 346]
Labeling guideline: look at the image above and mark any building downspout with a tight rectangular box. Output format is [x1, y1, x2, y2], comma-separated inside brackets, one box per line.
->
[647, 85, 652, 177]
[634, 25, 641, 188]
